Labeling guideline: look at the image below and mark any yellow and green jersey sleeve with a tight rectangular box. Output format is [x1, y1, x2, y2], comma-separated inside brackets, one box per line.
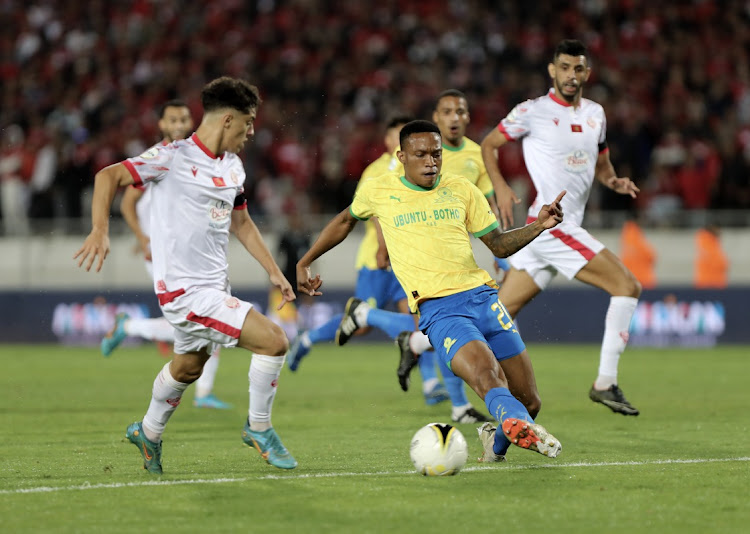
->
[354, 153, 397, 270]
[350, 172, 498, 312]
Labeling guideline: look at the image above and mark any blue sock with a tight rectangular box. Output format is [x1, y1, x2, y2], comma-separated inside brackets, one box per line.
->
[437, 358, 469, 407]
[308, 314, 341, 344]
[418, 350, 439, 383]
[485, 387, 533, 456]
[366, 308, 415, 339]
[494, 430, 512, 456]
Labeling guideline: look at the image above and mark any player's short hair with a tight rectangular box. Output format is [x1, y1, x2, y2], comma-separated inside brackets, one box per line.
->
[158, 99, 189, 119]
[386, 115, 413, 130]
[435, 89, 467, 109]
[554, 39, 588, 63]
[399, 120, 441, 147]
[201, 77, 262, 114]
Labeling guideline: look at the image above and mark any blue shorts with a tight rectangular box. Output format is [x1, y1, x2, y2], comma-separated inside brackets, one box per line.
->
[418, 285, 525, 368]
[354, 267, 407, 309]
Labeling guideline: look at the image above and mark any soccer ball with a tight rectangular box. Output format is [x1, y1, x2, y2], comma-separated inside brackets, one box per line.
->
[409, 423, 468, 476]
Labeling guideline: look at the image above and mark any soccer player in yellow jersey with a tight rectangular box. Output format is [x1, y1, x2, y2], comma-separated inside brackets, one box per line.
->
[287, 116, 452, 406]
[337, 90, 507, 423]
[297, 120, 566, 461]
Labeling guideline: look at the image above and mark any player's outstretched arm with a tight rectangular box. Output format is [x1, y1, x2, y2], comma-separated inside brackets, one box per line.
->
[296, 207, 359, 297]
[231, 209, 296, 309]
[479, 191, 566, 258]
[480, 127, 520, 230]
[74, 162, 135, 272]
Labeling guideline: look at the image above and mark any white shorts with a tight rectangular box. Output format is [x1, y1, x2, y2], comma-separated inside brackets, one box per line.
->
[508, 221, 605, 290]
[160, 286, 253, 354]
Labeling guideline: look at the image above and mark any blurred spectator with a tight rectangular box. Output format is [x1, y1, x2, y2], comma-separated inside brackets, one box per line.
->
[694, 224, 729, 288]
[27, 127, 58, 222]
[714, 136, 750, 209]
[56, 128, 94, 230]
[0, 124, 34, 234]
[674, 138, 721, 210]
[642, 162, 681, 225]
[1, 1, 750, 231]
[619, 218, 656, 289]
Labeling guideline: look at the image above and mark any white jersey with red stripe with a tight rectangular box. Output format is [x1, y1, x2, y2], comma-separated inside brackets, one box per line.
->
[123, 133, 247, 300]
[497, 88, 607, 227]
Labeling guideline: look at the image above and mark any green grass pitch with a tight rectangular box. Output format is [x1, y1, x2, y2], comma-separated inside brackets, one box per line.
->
[1, 343, 749, 533]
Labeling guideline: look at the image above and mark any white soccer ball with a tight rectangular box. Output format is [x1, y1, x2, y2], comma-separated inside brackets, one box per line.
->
[409, 423, 468, 476]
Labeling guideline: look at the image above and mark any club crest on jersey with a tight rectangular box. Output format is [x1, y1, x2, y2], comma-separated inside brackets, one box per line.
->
[564, 150, 589, 173]
[139, 147, 159, 159]
[230, 170, 239, 184]
[212, 177, 226, 187]
[433, 187, 457, 203]
[587, 117, 597, 128]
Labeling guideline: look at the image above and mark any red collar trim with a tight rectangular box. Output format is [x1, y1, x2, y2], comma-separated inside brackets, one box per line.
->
[191, 133, 219, 160]
[548, 89, 573, 108]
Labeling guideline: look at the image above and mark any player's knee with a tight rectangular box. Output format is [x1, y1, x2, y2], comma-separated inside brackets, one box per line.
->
[170, 362, 203, 383]
[630, 277, 642, 298]
[611, 270, 641, 299]
[267, 323, 290, 356]
[620, 271, 642, 298]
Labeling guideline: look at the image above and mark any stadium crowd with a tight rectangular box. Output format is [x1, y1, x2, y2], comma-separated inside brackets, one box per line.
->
[1, 0, 750, 235]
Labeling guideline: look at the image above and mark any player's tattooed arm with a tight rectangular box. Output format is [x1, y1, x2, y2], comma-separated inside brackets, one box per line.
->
[480, 191, 566, 258]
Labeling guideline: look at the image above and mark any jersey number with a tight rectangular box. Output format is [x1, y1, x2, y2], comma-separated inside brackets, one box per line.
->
[490, 300, 514, 331]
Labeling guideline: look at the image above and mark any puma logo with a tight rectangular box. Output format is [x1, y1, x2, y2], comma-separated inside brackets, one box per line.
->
[390, 195, 401, 202]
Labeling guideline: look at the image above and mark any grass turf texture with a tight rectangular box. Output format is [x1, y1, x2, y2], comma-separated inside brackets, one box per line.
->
[1, 343, 748, 533]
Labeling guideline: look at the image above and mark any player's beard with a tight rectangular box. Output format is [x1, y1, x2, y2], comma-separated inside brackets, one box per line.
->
[556, 79, 581, 103]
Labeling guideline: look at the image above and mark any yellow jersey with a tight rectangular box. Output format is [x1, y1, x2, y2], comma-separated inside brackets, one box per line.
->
[350, 172, 499, 312]
[389, 137, 494, 198]
[354, 152, 397, 270]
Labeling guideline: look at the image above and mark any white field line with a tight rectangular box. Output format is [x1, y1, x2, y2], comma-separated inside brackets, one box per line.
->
[2, 456, 748, 496]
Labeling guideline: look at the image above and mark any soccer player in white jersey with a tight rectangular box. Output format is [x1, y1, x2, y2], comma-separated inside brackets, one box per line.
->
[481, 39, 642, 416]
[101, 99, 231, 409]
[75, 77, 297, 473]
